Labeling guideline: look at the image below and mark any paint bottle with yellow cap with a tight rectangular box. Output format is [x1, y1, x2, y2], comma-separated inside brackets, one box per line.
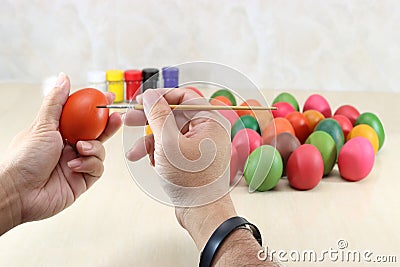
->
[106, 70, 124, 103]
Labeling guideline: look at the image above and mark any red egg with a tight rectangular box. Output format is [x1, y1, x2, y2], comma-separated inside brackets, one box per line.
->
[338, 137, 375, 182]
[303, 94, 332, 118]
[286, 144, 324, 190]
[272, 102, 296, 118]
[185, 86, 204, 97]
[232, 128, 262, 171]
[230, 145, 239, 185]
[334, 105, 360, 125]
[332, 114, 353, 139]
[210, 97, 239, 125]
[286, 111, 311, 143]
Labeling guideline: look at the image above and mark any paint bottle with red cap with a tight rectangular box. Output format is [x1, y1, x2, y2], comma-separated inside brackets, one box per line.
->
[124, 70, 142, 101]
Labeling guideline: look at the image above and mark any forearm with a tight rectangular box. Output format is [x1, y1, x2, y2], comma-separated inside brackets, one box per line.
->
[0, 164, 22, 235]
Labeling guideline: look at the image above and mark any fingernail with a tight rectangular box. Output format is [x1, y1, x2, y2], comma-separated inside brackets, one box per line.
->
[55, 72, 66, 87]
[80, 141, 93, 152]
[67, 159, 81, 168]
[136, 94, 143, 103]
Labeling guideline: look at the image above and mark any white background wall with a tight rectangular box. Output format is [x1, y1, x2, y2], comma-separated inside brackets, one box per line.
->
[1, 0, 399, 92]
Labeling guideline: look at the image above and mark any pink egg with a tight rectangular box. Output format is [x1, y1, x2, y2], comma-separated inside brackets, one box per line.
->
[303, 94, 332, 118]
[338, 137, 375, 182]
[232, 128, 262, 171]
[230, 145, 239, 185]
[334, 105, 360, 125]
[286, 144, 324, 190]
[332, 114, 353, 139]
[218, 109, 240, 126]
[272, 102, 296, 118]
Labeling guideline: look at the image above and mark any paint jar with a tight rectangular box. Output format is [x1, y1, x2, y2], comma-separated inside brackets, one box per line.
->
[162, 67, 179, 88]
[106, 70, 124, 103]
[142, 68, 159, 92]
[87, 71, 106, 92]
[124, 70, 142, 101]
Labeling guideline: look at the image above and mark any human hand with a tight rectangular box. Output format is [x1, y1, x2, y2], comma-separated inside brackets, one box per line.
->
[124, 88, 237, 249]
[0, 73, 122, 232]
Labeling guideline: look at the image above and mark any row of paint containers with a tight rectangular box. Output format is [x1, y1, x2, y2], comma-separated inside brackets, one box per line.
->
[87, 67, 178, 103]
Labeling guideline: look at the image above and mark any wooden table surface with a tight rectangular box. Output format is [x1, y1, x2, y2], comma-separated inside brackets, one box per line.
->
[0, 84, 399, 266]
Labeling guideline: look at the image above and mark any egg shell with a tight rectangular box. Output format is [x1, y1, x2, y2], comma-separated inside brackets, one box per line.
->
[244, 145, 283, 192]
[332, 114, 353, 139]
[338, 137, 375, 181]
[286, 111, 311, 143]
[244, 99, 273, 132]
[237, 100, 254, 117]
[185, 86, 204, 97]
[272, 92, 300, 111]
[269, 132, 301, 176]
[210, 95, 232, 106]
[210, 97, 240, 126]
[210, 89, 237, 106]
[230, 145, 239, 185]
[232, 128, 262, 172]
[231, 115, 260, 139]
[314, 118, 345, 155]
[262, 117, 295, 145]
[303, 94, 332, 118]
[303, 110, 325, 131]
[286, 144, 324, 190]
[334, 105, 360, 125]
[305, 131, 337, 176]
[272, 102, 296, 118]
[355, 112, 385, 150]
[347, 124, 379, 154]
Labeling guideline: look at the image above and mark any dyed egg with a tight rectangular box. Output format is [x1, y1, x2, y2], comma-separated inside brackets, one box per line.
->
[314, 118, 345, 155]
[185, 86, 204, 97]
[334, 105, 360, 125]
[145, 125, 153, 135]
[269, 132, 301, 175]
[230, 145, 239, 185]
[262, 117, 295, 145]
[303, 110, 325, 131]
[305, 131, 337, 176]
[210, 89, 237, 106]
[272, 102, 296, 118]
[210, 97, 239, 126]
[272, 92, 300, 111]
[338, 137, 375, 181]
[303, 94, 332, 118]
[286, 144, 324, 190]
[231, 115, 260, 139]
[332, 114, 353, 139]
[244, 99, 273, 131]
[286, 111, 311, 143]
[244, 145, 283, 192]
[232, 128, 262, 171]
[347, 124, 379, 154]
[355, 112, 385, 150]
[210, 95, 232, 106]
[237, 100, 254, 117]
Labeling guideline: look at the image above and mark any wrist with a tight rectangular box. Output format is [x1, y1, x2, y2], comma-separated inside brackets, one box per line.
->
[0, 163, 22, 235]
[176, 194, 237, 250]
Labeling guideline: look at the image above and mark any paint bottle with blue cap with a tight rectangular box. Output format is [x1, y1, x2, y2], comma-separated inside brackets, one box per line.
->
[162, 67, 179, 88]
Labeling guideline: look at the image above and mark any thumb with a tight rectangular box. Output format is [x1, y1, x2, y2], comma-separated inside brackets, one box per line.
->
[35, 72, 70, 130]
[142, 89, 180, 141]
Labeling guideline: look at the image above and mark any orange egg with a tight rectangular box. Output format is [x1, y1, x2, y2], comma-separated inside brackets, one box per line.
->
[347, 124, 379, 154]
[245, 99, 273, 132]
[210, 95, 232, 106]
[303, 110, 325, 131]
[145, 125, 153, 135]
[262, 117, 295, 145]
[236, 100, 254, 117]
[286, 111, 311, 143]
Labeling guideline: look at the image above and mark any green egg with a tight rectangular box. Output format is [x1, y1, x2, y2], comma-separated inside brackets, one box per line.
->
[314, 118, 344, 155]
[210, 89, 237, 106]
[272, 92, 300, 111]
[231, 115, 260, 139]
[305, 131, 337, 176]
[244, 145, 283, 192]
[355, 112, 385, 150]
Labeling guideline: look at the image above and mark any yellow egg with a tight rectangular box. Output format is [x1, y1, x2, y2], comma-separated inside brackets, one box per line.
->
[145, 125, 153, 135]
[347, 124, 379, 154]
